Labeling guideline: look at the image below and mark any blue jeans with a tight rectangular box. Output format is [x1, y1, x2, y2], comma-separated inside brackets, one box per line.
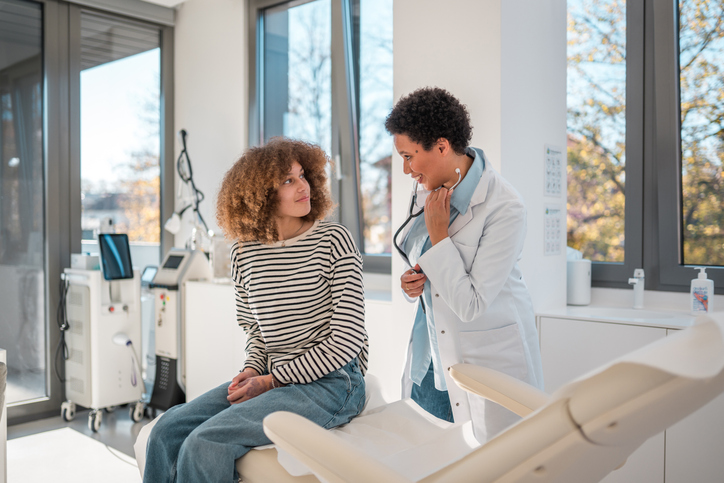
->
[411, 361, 454, 423]
[144, 358, 365, 483]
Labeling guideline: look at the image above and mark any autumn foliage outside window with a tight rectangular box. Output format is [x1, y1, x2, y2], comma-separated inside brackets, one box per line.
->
[567, 0, 724, 267]
[678, 0, 724, 266]
[567, 0, 627, 263]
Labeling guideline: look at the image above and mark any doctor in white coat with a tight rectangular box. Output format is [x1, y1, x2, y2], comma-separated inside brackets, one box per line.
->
[386, 87, 544, 442]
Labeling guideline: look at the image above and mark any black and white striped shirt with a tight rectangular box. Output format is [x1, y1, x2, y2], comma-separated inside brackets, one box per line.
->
[230, 221, 368, 385]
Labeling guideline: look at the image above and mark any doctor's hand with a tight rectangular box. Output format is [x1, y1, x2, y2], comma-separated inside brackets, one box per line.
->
[401, 264, 426, 298]
[424, 187, 452, 246]
[227, 373, 275, 405]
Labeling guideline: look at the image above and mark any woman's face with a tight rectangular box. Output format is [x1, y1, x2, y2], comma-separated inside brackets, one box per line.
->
[275, 160, 311, 219]
[393, 134, 448, 191]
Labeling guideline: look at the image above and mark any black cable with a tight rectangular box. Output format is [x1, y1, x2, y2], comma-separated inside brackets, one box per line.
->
[176, 130, 209, 233]
[54, 277, 70, 383]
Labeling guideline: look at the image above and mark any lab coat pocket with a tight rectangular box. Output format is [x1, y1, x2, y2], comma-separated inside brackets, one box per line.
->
[459, 323, 529, 381]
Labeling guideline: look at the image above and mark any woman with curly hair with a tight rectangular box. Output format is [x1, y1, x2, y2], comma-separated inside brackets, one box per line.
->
[387, 87, 543, 442]
[143, 138, 368, 483]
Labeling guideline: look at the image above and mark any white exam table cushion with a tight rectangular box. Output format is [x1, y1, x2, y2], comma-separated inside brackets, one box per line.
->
[134, 376, 481, 481]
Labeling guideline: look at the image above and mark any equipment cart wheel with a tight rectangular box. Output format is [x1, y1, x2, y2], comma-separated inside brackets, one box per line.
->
[104, 405, 118, 413]
[88, 410, 102, 432]
[60, 400, 76, 422]
[145, 406, 157, 420]
[130, 401, 145, 422]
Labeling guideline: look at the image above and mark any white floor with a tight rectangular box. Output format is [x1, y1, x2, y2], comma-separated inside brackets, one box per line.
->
[7, 427, 141, 482]
[7, 402, 155, 483]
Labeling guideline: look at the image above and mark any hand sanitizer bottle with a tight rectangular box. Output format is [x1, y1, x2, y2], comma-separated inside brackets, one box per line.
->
[691, 267, 714, 315]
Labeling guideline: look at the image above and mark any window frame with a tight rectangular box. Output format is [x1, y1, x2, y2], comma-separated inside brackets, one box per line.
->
[581, 0, 645, 288]
[578, 0, 724, 293]
[649, 0, 724, 292]
[248, 0, 391, 273]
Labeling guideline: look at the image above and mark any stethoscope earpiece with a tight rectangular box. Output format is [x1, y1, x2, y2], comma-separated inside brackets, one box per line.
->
[449, 168, 462, 191]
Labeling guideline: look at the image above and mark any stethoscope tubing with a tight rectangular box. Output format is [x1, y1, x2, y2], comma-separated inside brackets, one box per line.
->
[393, 170, 462, 266]
[392, 155, 468, 319]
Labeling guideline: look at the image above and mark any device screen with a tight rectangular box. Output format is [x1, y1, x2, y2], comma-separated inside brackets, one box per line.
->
[141, 266, 158, 286]
[163, 254, 184, 270]
[98, 234, 134, 281]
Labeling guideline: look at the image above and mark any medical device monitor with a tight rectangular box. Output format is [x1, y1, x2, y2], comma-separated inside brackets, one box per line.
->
[98, 233, 134, 281]
[162, 254, 184, 270]
[141, 266, 158, 287]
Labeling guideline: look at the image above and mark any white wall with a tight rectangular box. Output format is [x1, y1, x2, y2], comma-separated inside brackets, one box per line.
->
[173, 0, 248, 245]
[500, 1, 568, 310]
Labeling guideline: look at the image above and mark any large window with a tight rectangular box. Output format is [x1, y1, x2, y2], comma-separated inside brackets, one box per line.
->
[262, 0, 331, 152]
[357, 0, 393, 256]
[250, 0, 393, 271]
[566, 0, 722, 292]
[80, 12, 162, 268]
[567, 1, 628, 263]
[677, 0, 724, 267]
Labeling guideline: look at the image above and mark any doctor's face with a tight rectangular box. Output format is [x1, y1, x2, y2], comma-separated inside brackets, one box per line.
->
[394, 134, 447, 191]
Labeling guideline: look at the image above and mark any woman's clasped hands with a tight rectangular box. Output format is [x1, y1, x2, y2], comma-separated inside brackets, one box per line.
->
[227, 368, 274, 405]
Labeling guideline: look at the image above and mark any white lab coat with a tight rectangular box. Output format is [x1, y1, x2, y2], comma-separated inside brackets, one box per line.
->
[399, 150, 544, 442]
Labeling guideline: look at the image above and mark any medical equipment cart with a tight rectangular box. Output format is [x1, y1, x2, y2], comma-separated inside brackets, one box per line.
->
[149, 249, 211, 410]
[60, 267, 144, 431]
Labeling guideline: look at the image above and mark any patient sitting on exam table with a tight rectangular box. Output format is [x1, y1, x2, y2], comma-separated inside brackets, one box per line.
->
[143, 137, 369, 483]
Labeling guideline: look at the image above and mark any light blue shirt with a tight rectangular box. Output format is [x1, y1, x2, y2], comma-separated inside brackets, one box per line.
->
[402, 148, 484, 390]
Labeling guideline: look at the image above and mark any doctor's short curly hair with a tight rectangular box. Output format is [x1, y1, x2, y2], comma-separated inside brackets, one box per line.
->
[385, 87, 472, 156]
[216, 138, 334, 245]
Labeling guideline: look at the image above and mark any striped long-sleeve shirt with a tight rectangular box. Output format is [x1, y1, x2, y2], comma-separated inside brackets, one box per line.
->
[230, 220, 368, 385]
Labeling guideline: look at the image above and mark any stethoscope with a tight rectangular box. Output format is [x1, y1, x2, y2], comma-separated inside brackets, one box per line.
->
[393, 168, 462, 313]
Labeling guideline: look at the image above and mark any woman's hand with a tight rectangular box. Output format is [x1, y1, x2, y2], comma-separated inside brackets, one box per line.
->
[401, 264, 427, 298]
[228, 367, 259, 395]
[227, 372, 274, 405]
[425, 188, 452, 245]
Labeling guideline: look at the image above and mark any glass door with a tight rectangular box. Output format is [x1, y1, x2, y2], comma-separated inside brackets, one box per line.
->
[262, 0, 332, 154]
[0, 0, 47, 406]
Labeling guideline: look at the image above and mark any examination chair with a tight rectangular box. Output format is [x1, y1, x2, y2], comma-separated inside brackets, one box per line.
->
[249, 314, 724, 483]
[135, 314, 724, 483]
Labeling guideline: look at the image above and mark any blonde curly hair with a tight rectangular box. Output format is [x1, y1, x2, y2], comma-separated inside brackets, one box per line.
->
[216, 137, 334, 244]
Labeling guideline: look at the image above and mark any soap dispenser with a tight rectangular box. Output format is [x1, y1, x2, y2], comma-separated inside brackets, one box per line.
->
[691, 267, 714, 315]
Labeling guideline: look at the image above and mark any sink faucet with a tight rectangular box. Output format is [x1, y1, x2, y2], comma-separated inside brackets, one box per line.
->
[628, 268, 645, 309]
